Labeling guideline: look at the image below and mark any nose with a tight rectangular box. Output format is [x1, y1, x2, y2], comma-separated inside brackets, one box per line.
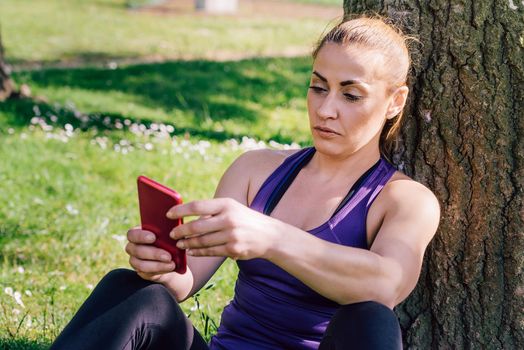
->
[316, 92, 338, 120]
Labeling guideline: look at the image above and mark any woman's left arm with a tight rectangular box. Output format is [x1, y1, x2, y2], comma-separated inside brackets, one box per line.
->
[266, 179, 440, 308]
[168, 179, 440, 308]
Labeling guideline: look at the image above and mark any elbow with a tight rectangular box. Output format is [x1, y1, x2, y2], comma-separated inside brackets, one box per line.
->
[370, 259, 404, 308]
[338, 259, 404, 308]
[368, 278, 401, 309]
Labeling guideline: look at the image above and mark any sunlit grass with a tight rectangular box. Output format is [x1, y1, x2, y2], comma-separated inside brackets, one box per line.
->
[5, 56, 314, 144]
[0, 1, 326, 347]
[1, 121, 297, 345]
[0, 0, 339, 64]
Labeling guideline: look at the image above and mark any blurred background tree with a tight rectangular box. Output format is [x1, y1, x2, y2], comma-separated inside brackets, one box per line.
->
[0, 29, 14, 101]
[343, 0, 523, 348]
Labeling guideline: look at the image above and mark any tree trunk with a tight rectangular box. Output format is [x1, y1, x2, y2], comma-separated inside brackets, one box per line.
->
[343, 1, 523, 348]
[0, 29, 15, 101]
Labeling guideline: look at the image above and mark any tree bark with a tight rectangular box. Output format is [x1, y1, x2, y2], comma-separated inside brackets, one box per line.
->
[0, 29, 15, 101]
[343, 1, 523, 348]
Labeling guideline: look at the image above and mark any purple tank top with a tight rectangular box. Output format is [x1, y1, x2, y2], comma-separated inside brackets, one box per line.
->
[209, 147, 397, 350]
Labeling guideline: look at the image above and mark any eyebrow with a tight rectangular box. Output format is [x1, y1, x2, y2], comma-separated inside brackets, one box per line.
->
[312, 71, 367, 87]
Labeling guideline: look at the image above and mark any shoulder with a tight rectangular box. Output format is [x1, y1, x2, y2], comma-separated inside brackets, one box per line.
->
[366, 171, 440, 244]
[229, 148, 301, 181]
[232, 148, 300, 168]
[382, 172, 440, 218]
[216, 148, 301, 205]
[371, 170, 440, 244]
[239, 149, 302, 205]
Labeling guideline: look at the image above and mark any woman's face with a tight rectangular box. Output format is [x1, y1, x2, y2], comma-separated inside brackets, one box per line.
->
[307, 42, 407, 158]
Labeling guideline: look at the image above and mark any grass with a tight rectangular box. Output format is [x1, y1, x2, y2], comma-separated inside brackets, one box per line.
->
[0, 0, 326, 347]
[0, 0, 340, 65]
[0, 119, 265, 346]
[0, 58, 316, 349]
[0, 40, 316, 350]
[4, 56, 313, 144]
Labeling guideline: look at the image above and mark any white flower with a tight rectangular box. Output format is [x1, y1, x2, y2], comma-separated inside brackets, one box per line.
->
[144, 143, 154, 151]
[17, 266, 25, 274]
[25, 290, 32, 297]
[59, 286, 67, 291]
[4, 287, 13, 296]
[33, 105, 41, 116]
[86, 284, 94, 290]
[13, 308, 20, 315]
[14, 291, 25, 308]
[65, 204, 79, 215]
[26, 317, 32, 328]
[111, 235, 126, 242]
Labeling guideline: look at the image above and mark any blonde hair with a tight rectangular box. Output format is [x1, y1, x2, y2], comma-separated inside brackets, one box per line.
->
[313, 14, 417, 159]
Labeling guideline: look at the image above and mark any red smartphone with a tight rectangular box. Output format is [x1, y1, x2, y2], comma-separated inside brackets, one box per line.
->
[137, 175, 186, 274]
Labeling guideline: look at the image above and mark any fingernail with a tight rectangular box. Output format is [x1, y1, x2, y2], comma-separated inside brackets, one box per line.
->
[146, 234, 155, 243]
[166, 210, 174, 219]
[176, 240, 185, 249]
[169, 229, 176, 239]
[187, 249, 194, 256]
[161, 254, 171, 262]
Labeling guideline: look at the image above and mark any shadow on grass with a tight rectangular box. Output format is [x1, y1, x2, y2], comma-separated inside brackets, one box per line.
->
[0, 338, 50, 350]
[3, 55, 313, 144]
[0, 97, 297, 144]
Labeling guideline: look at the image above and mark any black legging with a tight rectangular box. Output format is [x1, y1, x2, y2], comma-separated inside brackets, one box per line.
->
[50, 269, 402, 350]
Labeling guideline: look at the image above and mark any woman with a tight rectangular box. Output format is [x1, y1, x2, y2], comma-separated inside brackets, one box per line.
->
[51, 15, 440, 350]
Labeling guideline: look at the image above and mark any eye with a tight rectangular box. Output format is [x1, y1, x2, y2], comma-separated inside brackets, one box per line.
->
[309, 86, 327, 94]
[344, 93, 361, 102]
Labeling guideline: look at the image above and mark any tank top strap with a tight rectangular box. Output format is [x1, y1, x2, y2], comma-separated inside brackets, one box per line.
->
[249, 147, 315, 213]
[328, 158, 397, 230]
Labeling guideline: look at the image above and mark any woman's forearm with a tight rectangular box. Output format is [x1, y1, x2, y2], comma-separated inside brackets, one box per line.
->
[160, 268, 195, 302]
[265, 221, 403, 307]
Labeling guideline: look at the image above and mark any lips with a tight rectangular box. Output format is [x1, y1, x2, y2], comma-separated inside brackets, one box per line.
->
[314, 125, 341, 135]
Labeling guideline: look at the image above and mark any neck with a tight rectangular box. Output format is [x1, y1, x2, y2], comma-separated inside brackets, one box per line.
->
[307, 143, 382, 182]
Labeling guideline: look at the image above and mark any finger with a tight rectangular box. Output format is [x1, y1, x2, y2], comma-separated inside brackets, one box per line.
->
[166, 199, 230, 219]
[170, 215, 225, 240]
[186, 245, 230, 258]
[176, 231, 229, 250]
[127, 228, 156, 244]
[129, 256, 175, 274]
[125, 242, 172, 262]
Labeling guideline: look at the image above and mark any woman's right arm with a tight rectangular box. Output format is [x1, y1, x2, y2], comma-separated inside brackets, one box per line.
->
[125, 151, 253, 302]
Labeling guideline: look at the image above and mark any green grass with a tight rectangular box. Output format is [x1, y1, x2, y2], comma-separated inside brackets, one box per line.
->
[0, 0, 329, 347]
[0, 0, 338, 65]
[0, 50, 316, 350]
[0, 124, 244, 345]
[3, 56, 314, 144]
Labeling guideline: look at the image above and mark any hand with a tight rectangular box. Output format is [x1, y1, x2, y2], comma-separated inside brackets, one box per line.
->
[125, 227, 178, 283]
[167, 198, 279, 260]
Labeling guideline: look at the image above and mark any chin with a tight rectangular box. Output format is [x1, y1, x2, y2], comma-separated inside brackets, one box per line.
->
[312, 138, 357, 158]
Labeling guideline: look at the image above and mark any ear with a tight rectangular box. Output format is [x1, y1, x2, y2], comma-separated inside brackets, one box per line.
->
[386, 86, 409, 120]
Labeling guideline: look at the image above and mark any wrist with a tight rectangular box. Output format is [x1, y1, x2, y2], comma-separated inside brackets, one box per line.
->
[263, 218, 290, 262]
[160, 269, 194, 302]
